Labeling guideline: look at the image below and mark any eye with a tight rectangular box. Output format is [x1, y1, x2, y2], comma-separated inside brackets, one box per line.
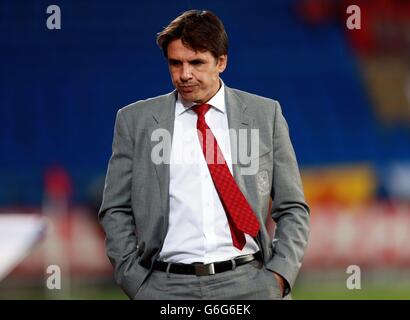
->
[168, 60, 181, 66]
[190, 60, 204, 66]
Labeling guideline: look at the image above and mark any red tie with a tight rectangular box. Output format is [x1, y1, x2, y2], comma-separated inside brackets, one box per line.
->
[192, 103, 260, 250]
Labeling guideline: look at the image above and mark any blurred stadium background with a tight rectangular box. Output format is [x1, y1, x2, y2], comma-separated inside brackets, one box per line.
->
[1, 0, 410, 299]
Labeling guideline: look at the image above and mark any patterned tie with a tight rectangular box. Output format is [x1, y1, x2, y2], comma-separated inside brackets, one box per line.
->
[192, 103, 260, 250]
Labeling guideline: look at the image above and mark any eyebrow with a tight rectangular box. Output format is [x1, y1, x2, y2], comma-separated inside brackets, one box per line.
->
[168, 58, 207, 64]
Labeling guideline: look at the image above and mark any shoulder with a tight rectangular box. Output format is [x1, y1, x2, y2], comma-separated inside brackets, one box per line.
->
[227, 87, 281, 117]
[229, 87, 278, 106]
[114, 91, 176, 131]
[118, 91, 176, 116]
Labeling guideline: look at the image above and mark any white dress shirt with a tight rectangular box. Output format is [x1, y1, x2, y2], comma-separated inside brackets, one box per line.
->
[158, 81, 259, 264]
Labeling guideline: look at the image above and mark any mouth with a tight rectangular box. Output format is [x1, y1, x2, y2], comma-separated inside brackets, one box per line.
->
[178, 85, 197, 93]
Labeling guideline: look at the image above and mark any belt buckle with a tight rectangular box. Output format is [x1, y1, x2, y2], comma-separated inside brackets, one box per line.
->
[194, 263, 215, 276]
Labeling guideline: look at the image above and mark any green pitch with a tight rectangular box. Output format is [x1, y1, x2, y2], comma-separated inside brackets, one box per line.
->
[292, 283, 410, 300]
[2, 284, 410, 300]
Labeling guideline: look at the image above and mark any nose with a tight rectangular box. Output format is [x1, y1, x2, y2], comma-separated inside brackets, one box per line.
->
[180, 63, 193, 81]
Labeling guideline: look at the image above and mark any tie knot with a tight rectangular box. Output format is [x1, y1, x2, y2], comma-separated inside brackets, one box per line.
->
[192, 103, 211, 119]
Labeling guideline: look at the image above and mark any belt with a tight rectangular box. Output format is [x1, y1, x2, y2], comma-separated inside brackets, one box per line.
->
[153, 253, 257, 276]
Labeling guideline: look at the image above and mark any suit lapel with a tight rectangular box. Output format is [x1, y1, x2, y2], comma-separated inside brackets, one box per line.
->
[148, 90, 177, 230]
[225, 86, 254, 182]
[225, 86, 265, 246]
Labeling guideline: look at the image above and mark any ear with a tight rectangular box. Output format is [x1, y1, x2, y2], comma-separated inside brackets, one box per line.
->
[217, 55, 228, 73]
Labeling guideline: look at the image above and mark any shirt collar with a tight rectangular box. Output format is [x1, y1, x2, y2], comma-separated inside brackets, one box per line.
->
[176, 79, 226, 116]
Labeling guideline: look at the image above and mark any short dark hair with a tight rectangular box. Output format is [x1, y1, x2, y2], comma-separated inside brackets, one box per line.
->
[156, 10, 228, 59]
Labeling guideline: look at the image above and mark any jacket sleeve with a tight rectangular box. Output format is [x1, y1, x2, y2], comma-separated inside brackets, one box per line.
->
[98, 109, 142, 299]
[265, 100, 310, 294]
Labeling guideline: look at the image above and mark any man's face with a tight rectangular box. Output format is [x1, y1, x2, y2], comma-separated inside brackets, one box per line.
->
[167, 38, 227, 104]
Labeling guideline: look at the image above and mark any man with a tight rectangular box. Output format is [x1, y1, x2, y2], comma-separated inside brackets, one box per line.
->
[99, 10, 309, 300]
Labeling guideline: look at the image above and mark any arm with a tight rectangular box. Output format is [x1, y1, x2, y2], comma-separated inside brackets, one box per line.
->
[266, 101, 310, 295]
[98, 109, 141, 298]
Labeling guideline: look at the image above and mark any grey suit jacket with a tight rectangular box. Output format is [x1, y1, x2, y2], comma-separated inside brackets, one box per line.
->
[98, 86, 310, 299]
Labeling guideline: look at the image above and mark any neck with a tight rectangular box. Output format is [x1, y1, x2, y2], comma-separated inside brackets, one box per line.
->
[194, 80, 222, 104]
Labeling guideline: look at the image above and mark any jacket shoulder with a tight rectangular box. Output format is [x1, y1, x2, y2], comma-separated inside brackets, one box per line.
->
[230, 88, 278, 106]
[228, 87, 279, 112]
[118, 91, 175, 116]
